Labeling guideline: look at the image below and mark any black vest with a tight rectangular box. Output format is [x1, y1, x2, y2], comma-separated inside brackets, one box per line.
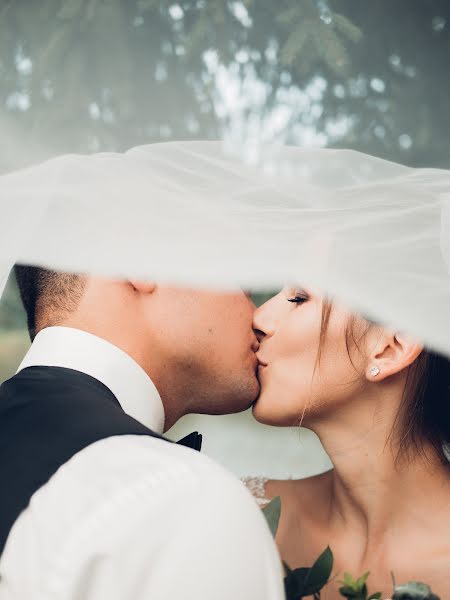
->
[0, 366, 177, 557]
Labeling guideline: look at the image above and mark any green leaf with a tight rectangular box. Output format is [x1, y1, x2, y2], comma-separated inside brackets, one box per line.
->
[343, 572, 354, 586]
[339, 585, 358, 598]
[368, 593, 382, 600]
[339, 571, 377, 599]
[356, 572, 370, 590]
[285, 567, 310, 600]
[284, 546, 333, 599]
[303, 546, 334, 595]
[261, 496, 281, 538]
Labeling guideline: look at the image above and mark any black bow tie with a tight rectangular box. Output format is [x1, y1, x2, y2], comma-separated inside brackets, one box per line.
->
[176, 431, 203, 452]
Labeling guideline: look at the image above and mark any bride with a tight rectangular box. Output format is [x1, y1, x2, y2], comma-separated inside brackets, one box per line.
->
[248, 285, 450, 599]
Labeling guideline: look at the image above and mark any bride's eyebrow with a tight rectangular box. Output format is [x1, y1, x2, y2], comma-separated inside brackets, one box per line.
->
[291, 286, 310, 296]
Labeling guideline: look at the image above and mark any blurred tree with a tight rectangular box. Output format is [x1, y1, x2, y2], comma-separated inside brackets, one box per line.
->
[1, 0, 449, 173]
[321, 1, 450, 167]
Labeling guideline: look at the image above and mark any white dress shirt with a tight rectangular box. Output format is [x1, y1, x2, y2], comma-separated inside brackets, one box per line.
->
[0, 327, 284, 600]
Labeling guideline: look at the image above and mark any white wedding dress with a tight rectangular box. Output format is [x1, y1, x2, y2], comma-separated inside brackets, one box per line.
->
[242, 476, 270, 506]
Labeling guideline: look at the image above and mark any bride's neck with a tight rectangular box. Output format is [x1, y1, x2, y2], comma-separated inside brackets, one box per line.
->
[310, 388, 450, 543]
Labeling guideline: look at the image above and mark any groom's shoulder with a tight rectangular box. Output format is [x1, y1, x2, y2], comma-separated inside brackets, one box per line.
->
[1, 434, 283, 599]
[10, 435, 260, 560]
[41, 433, 248, 511]
[4, 435, 250, 549]
[93, 433, 244, 494]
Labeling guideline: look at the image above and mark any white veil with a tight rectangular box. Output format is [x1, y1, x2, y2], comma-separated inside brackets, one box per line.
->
[1, 140, 449, 357]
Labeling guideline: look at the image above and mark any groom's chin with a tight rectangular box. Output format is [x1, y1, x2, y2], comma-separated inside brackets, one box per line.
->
[227, 373, 260, 415]
[200, 373, 260, 417]
[234, 376, 260, 414]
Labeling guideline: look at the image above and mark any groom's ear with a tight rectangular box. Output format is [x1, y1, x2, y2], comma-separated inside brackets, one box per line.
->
[129, 280, 156, 295]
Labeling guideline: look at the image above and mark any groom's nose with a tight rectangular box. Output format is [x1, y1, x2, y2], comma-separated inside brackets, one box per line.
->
[251, 337, 260, 352]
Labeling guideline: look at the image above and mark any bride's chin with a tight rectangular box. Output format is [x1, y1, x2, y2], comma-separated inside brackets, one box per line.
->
[253, 377, 321, 426]
[252, 394, 294, 427]
[251, 394, 271, 424]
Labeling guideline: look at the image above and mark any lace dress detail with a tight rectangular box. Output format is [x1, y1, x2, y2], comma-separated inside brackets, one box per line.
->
[241, 476, 270, 506]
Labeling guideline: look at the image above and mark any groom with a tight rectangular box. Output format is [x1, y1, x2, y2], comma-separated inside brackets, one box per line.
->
[0, 266, 283, 599]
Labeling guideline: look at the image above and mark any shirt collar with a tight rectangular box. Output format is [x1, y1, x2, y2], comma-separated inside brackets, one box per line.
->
[17, 326, 165, 434]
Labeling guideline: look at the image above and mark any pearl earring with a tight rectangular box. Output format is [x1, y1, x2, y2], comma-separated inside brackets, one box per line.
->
[369, 366, 380, 377]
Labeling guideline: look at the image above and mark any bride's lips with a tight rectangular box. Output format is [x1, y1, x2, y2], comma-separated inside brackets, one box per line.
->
[256, 355, 268, 368]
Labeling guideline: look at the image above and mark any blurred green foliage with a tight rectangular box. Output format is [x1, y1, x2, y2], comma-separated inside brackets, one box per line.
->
[0, 329, 29, 382]
[0, 274, 26, 331]
[0, 274, 28, 381]
[1, 0, 450, 171]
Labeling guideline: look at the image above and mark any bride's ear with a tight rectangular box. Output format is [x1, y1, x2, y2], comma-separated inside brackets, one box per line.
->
[365, 330, 423, 382]
[129, 280, 156, 295]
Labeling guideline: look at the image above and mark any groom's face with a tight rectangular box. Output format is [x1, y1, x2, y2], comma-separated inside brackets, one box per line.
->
[146, 287, 260, 416]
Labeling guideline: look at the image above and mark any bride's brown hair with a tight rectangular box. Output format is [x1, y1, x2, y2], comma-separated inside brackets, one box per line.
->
[396, 351, 450, 466]
[317, 300, 450, 466]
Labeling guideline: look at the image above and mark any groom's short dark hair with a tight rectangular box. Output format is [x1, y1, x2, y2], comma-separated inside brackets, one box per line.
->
[14, 265, 86, 341]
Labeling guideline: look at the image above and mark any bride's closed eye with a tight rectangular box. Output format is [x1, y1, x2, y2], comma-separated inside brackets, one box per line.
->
[286, 289, 309, 305]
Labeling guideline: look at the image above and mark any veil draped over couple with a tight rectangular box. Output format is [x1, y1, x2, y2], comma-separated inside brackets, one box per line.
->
[0, 141, 449, 600]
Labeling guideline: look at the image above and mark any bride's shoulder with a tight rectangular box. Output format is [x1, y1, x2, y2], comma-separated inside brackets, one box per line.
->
[242, 471, 333, 508]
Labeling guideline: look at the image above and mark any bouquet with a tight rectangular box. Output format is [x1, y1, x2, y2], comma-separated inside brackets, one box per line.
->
[262, 497, 440, 600]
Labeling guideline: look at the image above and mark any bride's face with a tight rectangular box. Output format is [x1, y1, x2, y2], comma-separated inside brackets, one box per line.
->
[252, 286, 368, 426]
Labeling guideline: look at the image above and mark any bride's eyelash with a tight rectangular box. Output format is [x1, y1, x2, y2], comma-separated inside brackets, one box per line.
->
[287, 292, 309, 304]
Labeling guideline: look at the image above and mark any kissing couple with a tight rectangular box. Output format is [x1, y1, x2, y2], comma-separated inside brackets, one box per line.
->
[0, 265, 449, 600]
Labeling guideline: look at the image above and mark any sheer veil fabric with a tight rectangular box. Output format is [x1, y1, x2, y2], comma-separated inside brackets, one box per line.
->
[1, 140, 449, 357]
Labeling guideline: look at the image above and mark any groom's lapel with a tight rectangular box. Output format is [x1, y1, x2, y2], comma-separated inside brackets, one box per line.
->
[176, 431, 203, 452]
